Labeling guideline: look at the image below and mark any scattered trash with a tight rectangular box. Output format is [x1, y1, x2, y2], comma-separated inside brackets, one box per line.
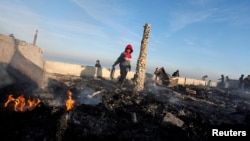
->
[87, 90, 106, 98]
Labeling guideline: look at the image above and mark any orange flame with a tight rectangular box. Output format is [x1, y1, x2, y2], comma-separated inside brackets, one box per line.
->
[66, 90, 75, 111]
[4, 94, 41, 112]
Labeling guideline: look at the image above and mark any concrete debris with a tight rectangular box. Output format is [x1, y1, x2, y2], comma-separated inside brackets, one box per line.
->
[185, 88, 197, 95]
[161, 112, 184, 127]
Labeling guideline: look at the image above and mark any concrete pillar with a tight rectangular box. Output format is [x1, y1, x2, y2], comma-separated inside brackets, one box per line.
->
[133, 23, 151, 94]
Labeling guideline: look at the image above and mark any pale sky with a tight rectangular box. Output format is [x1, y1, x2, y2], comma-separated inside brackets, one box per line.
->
[1, 0, 250, 82]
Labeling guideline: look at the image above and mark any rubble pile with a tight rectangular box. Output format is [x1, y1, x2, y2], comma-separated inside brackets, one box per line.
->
[0, 74, 249, 141]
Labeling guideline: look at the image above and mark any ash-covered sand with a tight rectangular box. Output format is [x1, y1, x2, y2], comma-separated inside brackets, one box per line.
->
[0, 74, 249, 141]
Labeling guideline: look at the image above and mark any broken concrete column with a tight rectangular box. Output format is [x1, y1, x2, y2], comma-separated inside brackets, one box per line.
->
[133, 23, 151, 94]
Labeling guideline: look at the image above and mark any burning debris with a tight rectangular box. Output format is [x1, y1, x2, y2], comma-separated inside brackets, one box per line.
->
[65, 90, 75, 111]
[4, 94, 41, 112]
[0, 74, 249, 141]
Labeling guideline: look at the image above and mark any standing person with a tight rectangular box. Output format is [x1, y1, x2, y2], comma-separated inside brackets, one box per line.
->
[238, 74, 244, 89]
[95, 60, 102, 78]
[225, 76, 230, 94]
[95, 60, 101, 68]
[112, 44, 133, 87]
[218, 74, 225, 87]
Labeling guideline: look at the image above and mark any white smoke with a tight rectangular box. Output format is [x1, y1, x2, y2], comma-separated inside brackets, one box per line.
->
[144, 73, 172, 94]
[75, 87, 102, 106]
[33, 87, 103, 108]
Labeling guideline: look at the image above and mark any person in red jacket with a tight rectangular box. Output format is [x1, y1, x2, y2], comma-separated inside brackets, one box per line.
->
[112, 44, 133, 87]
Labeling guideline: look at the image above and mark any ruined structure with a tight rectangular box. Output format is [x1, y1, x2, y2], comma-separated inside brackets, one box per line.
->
[0, 33, 45, 89]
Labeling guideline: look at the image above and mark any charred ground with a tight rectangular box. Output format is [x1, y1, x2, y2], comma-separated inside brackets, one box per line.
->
[0, 74, 249, 141]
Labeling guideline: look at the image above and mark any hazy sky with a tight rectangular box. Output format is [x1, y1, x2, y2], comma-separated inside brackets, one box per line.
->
[1, 0, 250, 81]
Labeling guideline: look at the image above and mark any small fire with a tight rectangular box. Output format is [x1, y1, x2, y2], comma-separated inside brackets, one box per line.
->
[4, 94, 41, 112]
[66, 90, 75, 111]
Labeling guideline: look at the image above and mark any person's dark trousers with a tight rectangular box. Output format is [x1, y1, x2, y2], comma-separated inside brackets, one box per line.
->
[118, 65, 128, 85]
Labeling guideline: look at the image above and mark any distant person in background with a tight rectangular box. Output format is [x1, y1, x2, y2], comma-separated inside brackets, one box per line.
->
[202, 75, 208, 81]
[218, 74, 225, 87]
[95, 60, 102, 78]
[112, 44, 133, 87]
[172, 70, 179, 77]
[224, 76, 230, 94]
[95, 60, 101, 68]
[238, 74, 244, 89]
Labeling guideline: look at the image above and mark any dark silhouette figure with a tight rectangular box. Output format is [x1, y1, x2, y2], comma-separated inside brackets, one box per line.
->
[218, 74, 225, 87]
[95, 60, 101, 68]
[95, 60, 102, 78]
[238, 74, 244, 89]
[224, 76, 230, 94]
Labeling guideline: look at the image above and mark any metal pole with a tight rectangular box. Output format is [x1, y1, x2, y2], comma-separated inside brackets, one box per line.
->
[33, 30, 38, 46]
